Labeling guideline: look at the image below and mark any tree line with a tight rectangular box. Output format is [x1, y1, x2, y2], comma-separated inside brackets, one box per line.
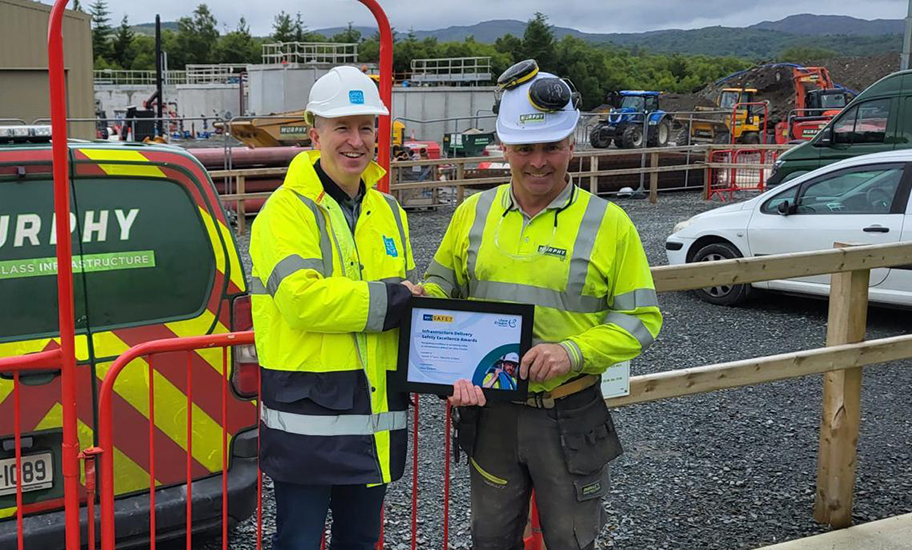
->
[88, 3, 752, 110]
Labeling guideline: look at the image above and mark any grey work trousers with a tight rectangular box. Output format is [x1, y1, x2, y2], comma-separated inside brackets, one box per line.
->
[467, 388, 617, 550]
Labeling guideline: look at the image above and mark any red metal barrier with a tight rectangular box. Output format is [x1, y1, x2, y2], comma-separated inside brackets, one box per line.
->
[708, 148, 780, 202]
[88, 331, 559, 549]
[96, 332, 254, 550]
[0, 2, 96, 549]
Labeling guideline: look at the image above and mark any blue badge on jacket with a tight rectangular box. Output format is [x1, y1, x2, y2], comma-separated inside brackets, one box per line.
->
[383, 236, 398, 257]
[349, 90, 365, 104]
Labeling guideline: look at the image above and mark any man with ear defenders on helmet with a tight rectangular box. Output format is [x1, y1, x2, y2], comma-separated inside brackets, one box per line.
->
[422, 60, 662, 549]
[250, 65, 421, 550]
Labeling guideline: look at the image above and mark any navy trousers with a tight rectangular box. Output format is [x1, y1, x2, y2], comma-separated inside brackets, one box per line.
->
[272, 480, 387, 550]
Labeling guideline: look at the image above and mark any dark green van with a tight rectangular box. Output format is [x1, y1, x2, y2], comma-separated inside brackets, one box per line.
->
[768, 69, 912, 186]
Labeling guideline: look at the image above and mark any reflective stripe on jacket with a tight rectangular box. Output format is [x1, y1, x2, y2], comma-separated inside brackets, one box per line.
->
[250, 150, 415, 485]
[424, 182, 662, 393]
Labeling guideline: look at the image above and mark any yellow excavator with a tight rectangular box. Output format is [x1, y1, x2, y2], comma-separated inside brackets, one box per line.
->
[690, 88, 766, 144]
[222, 114, 405, 149]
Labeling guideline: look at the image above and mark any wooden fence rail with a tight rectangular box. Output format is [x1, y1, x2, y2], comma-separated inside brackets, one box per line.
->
[612, 241, 912, 531]
[210, 143, 794, 225]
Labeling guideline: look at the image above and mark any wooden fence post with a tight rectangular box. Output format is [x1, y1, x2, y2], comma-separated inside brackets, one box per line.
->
[649, 151, 659, 204]
[813, 243, 869, 528]
[702, 146, 712, 200]
[589, 154, 599, 195]
[236, 175, 246, 235]
[456, 163, 465, 205]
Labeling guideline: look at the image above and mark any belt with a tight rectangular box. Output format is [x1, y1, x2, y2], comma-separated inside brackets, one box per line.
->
[519, 374, 599, 409]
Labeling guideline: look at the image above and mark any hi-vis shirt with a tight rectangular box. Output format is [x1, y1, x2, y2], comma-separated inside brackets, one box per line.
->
[424, 182, 662, 393]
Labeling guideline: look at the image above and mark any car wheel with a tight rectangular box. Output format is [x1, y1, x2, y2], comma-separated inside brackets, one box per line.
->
[691, 242, 751, 306]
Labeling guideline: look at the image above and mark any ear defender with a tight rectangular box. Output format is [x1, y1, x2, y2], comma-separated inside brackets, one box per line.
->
[528, 78, 580, 113]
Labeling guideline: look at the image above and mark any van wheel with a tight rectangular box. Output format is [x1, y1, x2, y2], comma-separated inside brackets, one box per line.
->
[691, 242, 751, 306]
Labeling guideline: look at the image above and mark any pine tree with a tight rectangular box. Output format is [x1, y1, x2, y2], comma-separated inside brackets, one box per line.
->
[112, 15, 134, 69]
[521, 12, 556, 71]
[293, 12, 306, 43]
[272, 11, 295, 43]
[89, 0, 113, 63]
[175, 4, 219, 66]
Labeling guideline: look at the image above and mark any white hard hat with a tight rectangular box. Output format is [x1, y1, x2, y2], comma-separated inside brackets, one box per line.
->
[617, 187, 635, 198]
[496, 66, 580, 145]
[501, 352, 520, 363]
[305, 66, 389, 125]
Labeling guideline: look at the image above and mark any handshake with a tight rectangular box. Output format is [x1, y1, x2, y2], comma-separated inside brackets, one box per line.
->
[401, 280, 427, 297]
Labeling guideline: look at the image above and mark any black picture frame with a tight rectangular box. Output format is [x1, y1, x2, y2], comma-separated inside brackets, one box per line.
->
[395, 297, 534, 401]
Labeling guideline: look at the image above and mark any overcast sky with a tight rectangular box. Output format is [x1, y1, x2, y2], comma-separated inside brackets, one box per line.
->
[99, 0, 908, 36]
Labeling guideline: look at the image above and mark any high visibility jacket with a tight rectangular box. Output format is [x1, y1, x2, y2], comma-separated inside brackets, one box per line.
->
[424, 182, 662, 393]
[249, 151, 416, 485]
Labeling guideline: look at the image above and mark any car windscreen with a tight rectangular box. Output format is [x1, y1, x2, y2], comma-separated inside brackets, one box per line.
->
[74, 177, 215, 330]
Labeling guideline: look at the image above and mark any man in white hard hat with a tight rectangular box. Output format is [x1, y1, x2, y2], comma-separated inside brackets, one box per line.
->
[422, 60, 662, 549]
[482, 352, 520, 390]
[250, 65, 421, 549]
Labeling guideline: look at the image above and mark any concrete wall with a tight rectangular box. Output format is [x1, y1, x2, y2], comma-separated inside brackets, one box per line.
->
[392, 87, 496, 142]
[246, 64, 330, 115]
[247, 64, 497, 141]
[94, 84, 163, 116]
[176, 85, 241, 120]
[0, 0, 93, 139]
[95, 84, 240, 122]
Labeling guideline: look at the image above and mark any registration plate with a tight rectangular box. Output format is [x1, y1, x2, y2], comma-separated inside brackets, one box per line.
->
[0, 452, 53, 496]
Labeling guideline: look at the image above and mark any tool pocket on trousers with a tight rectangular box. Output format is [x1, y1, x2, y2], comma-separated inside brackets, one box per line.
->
[556, 395, 623, 475]
[454, 406, 481, 458]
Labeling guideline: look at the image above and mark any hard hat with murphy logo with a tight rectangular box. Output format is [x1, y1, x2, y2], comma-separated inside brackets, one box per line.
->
[495, 59, 581, 145]
[305, 65, 389, 125]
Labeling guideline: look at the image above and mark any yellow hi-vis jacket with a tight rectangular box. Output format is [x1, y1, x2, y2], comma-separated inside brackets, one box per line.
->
[249, 151, 415, 485]
[424, 182, 662, 393]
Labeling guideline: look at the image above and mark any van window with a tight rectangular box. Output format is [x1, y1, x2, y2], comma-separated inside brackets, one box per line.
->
[76, 177, 215, 330]
[833, 99, 890, 145]
[0, 180, 90, 341]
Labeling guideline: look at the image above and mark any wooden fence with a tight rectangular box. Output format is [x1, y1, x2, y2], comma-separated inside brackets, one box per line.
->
[210, 144, 796, 233]
[623, 241, 912, 529]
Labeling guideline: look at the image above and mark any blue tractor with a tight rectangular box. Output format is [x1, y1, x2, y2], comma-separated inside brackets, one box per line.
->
[589, 91, 675, 149]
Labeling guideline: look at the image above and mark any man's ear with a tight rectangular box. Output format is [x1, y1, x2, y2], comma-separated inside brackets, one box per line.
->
[309, 126, 321, 149]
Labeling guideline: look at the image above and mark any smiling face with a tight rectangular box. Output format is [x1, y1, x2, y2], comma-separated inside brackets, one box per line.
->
[503, 137, 574, 207]
[502, 360, 518, 377]
[309, 114, 377, 189]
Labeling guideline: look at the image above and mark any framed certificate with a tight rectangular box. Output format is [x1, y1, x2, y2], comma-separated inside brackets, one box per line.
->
[395, 297, 534, 401]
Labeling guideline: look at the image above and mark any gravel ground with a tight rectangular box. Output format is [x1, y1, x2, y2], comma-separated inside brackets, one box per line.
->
[208, 189, 912, 549]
